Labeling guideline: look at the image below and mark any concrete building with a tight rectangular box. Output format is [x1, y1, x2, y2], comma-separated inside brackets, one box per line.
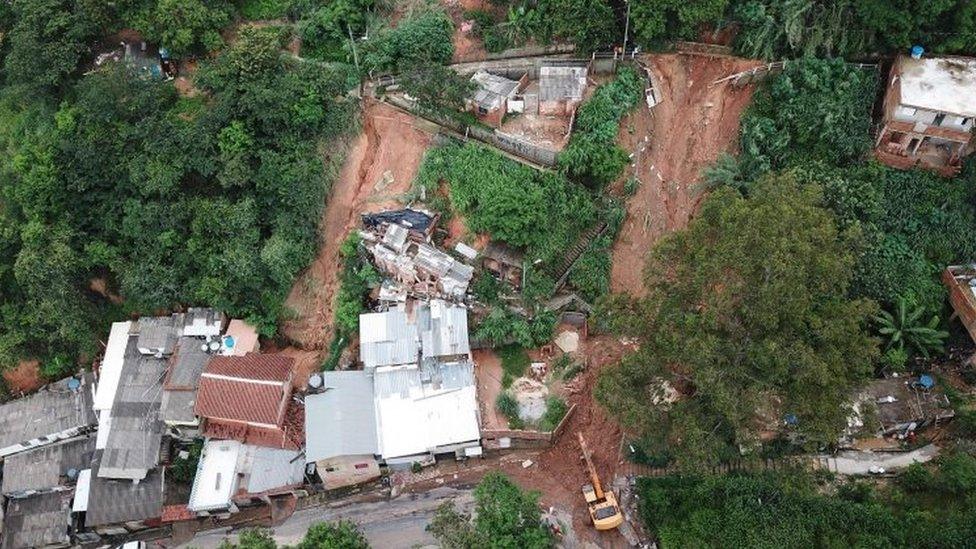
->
[944, 264, 976, 342]
[305, 300, 480, 485]
[468, 70, 528, 127]
[875, 55, 976, 176]
[186, 439, 305, 515]
[538, 64, 588, 116]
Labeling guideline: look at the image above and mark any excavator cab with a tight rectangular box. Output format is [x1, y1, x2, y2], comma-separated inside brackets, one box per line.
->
[577, 433, 625, 531]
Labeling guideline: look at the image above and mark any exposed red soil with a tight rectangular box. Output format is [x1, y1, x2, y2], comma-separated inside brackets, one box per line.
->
[443, 0, 492, 62]
[280, 101, 433, 385]
[4, 360, 43, 394]
[473, 349, 507, 430]
[610, 53, 762, 296]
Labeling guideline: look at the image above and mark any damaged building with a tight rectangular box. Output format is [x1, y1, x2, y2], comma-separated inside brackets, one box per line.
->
[845, 375, 955, 447]
[363, 216, 474, 301]
[468, 70, 528, 127]
[875, 54, 976, 176]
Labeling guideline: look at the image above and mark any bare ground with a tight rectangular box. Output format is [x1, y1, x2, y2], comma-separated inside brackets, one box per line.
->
[280, 101, 434, 384]
[4, 360, 43, 394]
[610, 53, 762, 296]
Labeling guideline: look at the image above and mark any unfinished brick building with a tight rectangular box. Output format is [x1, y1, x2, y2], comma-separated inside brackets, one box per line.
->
[875, 55, 976, 176]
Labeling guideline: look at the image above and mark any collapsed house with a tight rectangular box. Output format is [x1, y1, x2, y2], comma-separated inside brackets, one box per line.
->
[845, 376, 955, 447]
[468, 70, 529, 127]
[305, 299, 481, 488]
[363, 218, 474, 301]
[481, 241, 525, 289]
[875, 54, 976, 176]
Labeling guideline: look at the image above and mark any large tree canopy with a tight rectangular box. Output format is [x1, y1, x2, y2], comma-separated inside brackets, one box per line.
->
[596, 175, 878, 467]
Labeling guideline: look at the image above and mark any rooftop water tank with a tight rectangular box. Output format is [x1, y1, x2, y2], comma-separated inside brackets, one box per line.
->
[67, 377, 81, 391]
[307, 373, 324, 391]
[222, 335, 235, 349]
[911, 45, 924, 59]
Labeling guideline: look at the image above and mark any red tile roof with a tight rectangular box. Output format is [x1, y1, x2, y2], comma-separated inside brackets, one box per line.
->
[195, 376, 287, 426]
[205, 354, 294, 382]
[194, 353, 296, 426]
[160, 504, 195, 523]
[202, 416, 301, 451]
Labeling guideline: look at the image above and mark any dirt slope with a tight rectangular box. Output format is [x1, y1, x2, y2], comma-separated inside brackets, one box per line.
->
[611, 54, 761, 296]
[280, 101, 433, 382]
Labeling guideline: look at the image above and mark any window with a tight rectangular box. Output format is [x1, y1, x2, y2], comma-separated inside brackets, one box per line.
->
[963, 118, 972, 126]
[934, 113, 946, 126]
[354, 463, 370, 470]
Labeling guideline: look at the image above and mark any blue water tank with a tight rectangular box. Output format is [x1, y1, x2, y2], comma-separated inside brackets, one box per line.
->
[223, 335, 236, 349]
[911, 45, 925, 59]
[66, 377, 81, 391]
[918, 374, 935, 389]
[784, 413, 799, 426]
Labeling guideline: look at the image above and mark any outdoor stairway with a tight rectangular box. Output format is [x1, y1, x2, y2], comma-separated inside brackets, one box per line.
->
[546, 222, 609, 288]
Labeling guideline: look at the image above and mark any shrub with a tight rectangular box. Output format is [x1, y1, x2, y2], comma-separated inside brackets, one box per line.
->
[498, 344, 530, 380]
[935, 451, 976, 495]
[362, 9, 454, 73]
[560, 67, 644, 188]
[538, 396, 568, 431]
[899, 462, 933, 492]
[496, 391, 521, 426]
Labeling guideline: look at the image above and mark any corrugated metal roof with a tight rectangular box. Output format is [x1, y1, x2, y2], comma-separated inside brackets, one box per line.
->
[85, 451, 164, 527]
[2, 491, 71, 549]
[164, 337, 211, 389]
[160, 390, 197, 424]
[2, 436, 96, 496]
[244, 445, 305, 493]
[373, 362, 480, 460]
[359, 310, 420, 370]
[305, 371, 378, 461]
[0, 374, 96, 452]
[421, 300, 470, 360]
[98, 339, 166, 480]
[182, 308, 224, 337]
[382, 224, 409, 252]
[136, 315, 179, 355]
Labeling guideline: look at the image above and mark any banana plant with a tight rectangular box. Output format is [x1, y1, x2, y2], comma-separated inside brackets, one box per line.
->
[874, 297, 949, 358]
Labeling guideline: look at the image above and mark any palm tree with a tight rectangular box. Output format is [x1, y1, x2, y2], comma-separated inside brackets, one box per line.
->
[874, 297, 949, 358]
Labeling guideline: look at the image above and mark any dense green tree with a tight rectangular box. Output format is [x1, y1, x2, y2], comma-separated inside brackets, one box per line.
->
[361, 8, 454, 73]
[874, 297, 948, 359]
[295, 521, 370, 549]
[2, 0, 99, 91]
[398, 64, 475, 120]
[218, 528, 276, 549]
[596, 176, 878, 467]
[297, 0, 374, 61]
[427, 472, 552, 549]
[630, 0, 728, 46]
[136, 0, 231, 57]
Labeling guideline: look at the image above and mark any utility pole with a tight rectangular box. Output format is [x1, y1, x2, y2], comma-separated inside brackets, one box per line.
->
[347, 23, 361, 74]
[622, 0, 631, 56]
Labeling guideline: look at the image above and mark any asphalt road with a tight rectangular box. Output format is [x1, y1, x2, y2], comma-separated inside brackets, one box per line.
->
[181, 487, 475, 549]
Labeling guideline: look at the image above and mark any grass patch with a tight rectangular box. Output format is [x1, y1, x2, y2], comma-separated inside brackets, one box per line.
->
[496, 391, 524, 429]
[538, 396, 568, 432]
[498, 344, 530, 388]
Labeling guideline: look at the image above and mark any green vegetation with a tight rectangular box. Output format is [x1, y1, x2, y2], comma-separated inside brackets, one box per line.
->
[560, 67, 645, 188]
[630, 0, 729, 46]
[495, 391, 524, 428]
[639, 453, 976, 547]
[498, 344, 530, 386]
[219, 521, 369, 548]
[169, 440, 203, 484]
[596, 175, 878, 468]
[427, 472, 552, 548]
[362, 8, 454, 73]
[538, 395, 568, 431]
[239, 0, 294, 20]
[875, 297, 949, 359]
[296, 0, 374, 61]
[0, 17, 358, 369]
[133, 0, 232, 57]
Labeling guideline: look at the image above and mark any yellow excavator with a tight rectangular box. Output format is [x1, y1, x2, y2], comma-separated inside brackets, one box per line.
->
[577, 432, 624, 530]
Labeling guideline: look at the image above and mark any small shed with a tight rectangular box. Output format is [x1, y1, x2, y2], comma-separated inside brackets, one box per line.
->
[469, 70, 528, 127]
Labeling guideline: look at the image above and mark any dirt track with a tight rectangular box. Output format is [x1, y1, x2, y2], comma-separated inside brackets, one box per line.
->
[280, 101, 433, 383]
[611, 53, 761, 296]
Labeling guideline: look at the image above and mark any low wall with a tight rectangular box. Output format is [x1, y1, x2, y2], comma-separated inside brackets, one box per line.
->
[481, 403, 576, 449]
